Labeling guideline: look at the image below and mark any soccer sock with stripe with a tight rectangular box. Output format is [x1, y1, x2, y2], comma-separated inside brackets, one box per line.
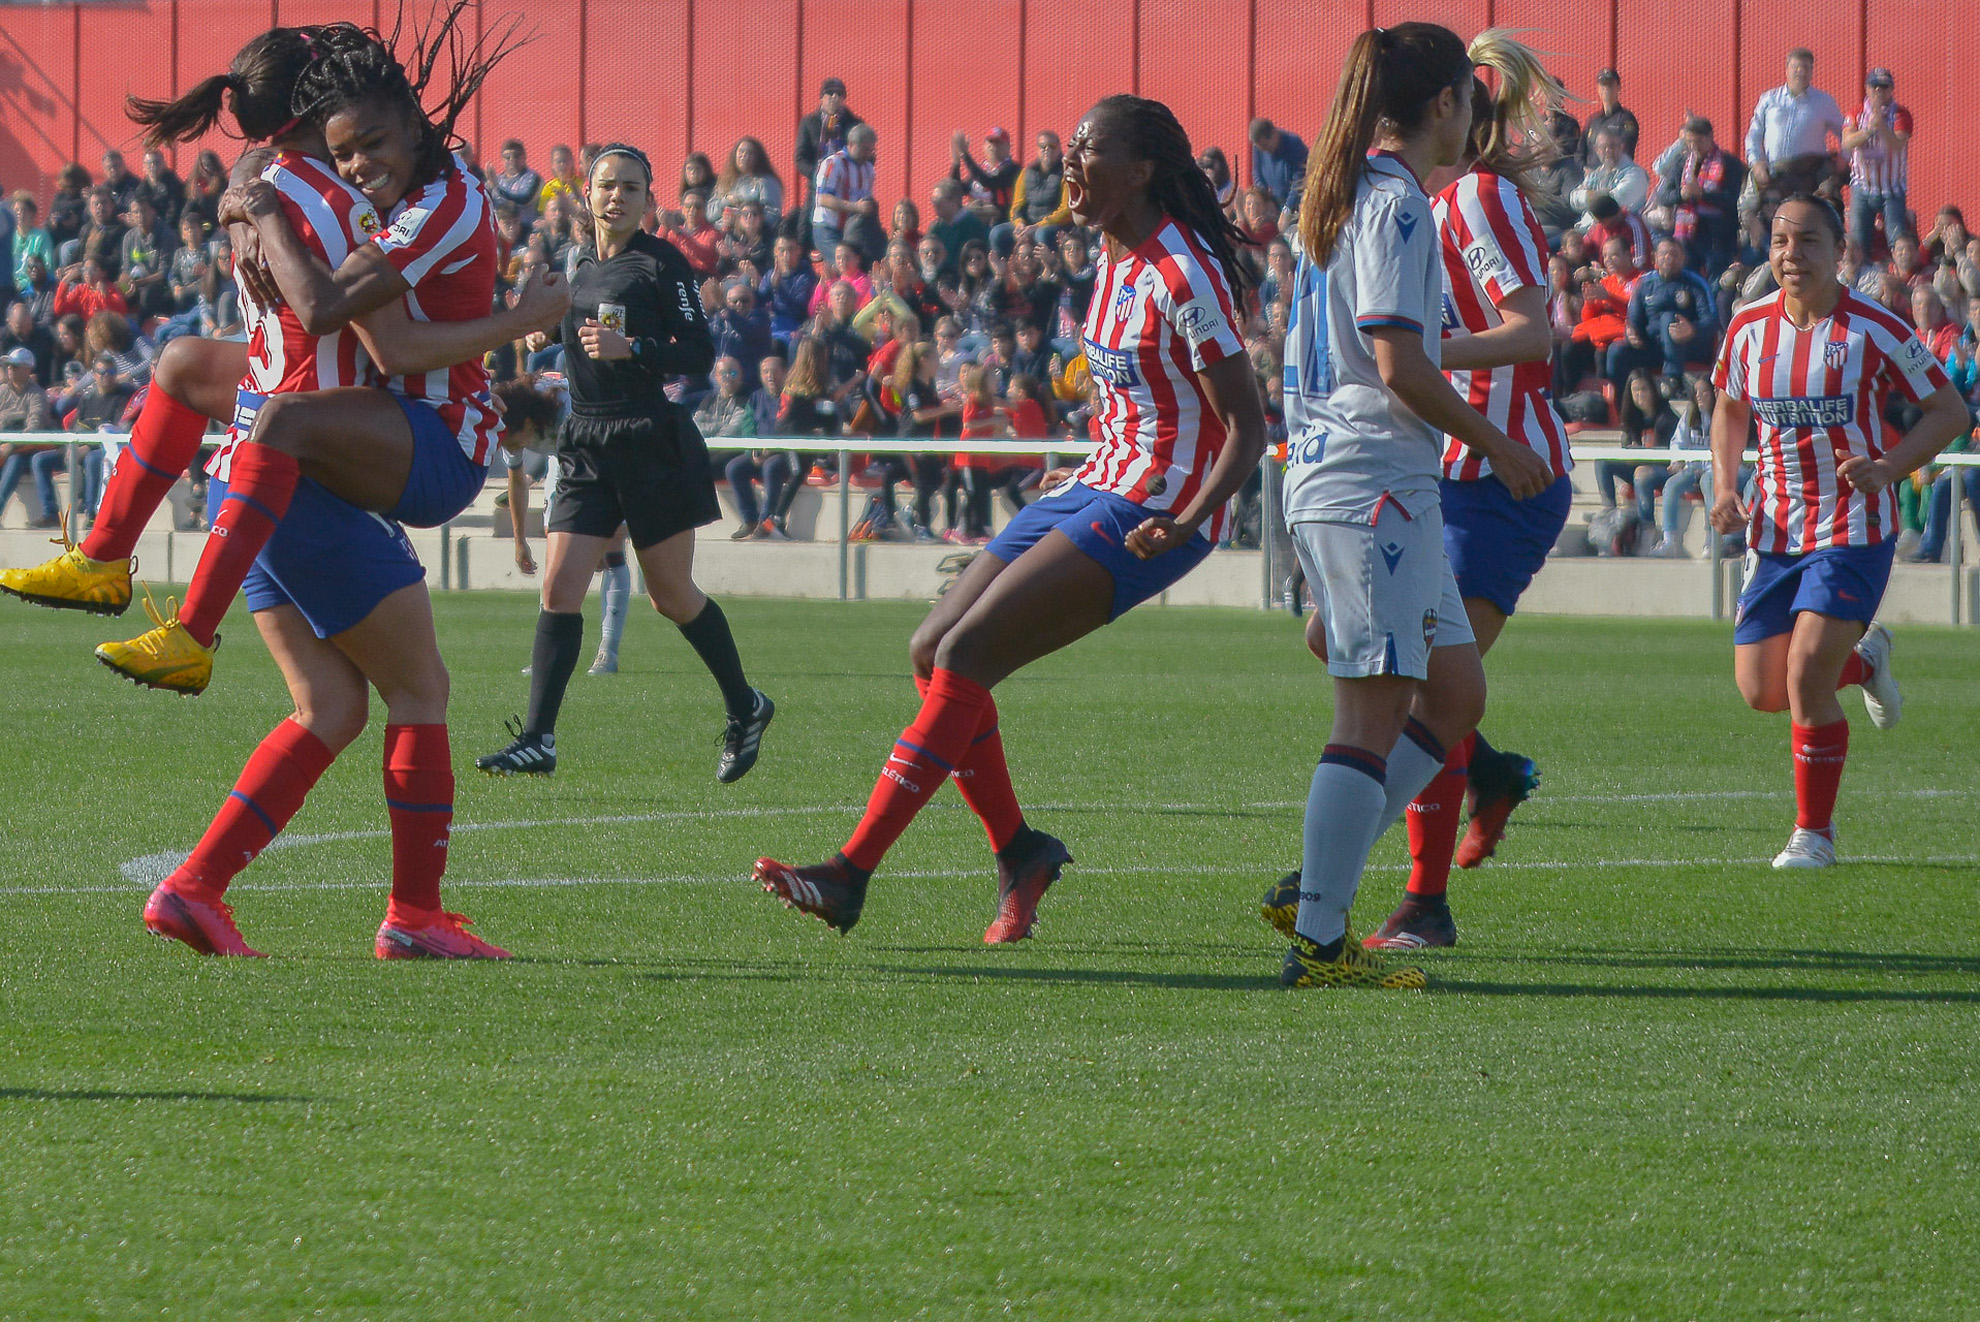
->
[1791, 719, 1849, 835]
[677, 597, 756, 720]
[525, 610, 584, 738]
[383, 723, 452, 914]
[1292, 745, 1388, 948]
[1405, 732, 1473, 898]
[1375, 716, 1450, 839]
[178, 445, 300, 647]
[167, 718, 336, 898]
[914, 673, 1024, 853]
[83, 387, 209, 563]
[842, 668, 995, 872]
[598, 552, 630, 661]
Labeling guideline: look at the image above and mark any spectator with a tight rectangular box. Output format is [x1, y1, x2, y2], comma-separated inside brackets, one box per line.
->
[678, 152, 719, 226]
[1913, 286, 1957, 361]
[887, 239, 947, 331]
[817, 282, 871, 392]
[11, 194, 52, 295]
[951, 128, 1020, 221]
[538, 144, 582, 214]
[86, 310, 151, 391]
[666, 190, 723, 277]
[715, 137, 784, 226]
[1923, 205, 1967, 267]
[98, 150, 139, 211]
[1572, 131, 1650, 223]
[887, 340, 956, 539]
[0, 346, 58, 525]
[1248, 118, 1309, 210]
[1598, 369, 1677, 511]
[49, 314, 85, 384]
[118, 193, 177, 320]
[64, 185, 125, 271]
[1003, 243, 1059, 332]
[719, 199, 775, 279]
[1, 301, 53, 383]
[1585, 194, 1652, 269]
[135, 148, 185, 223]
[995, 131, 1071, 256]
[490, 139, 543, 228]
[38, 352, 126, 520]
[1614, 238, 1719, 390]
[1581, 68, 1640, 165]
[186, 150, 227, 230]
[1657, 116, 1743, 276]
[795, 77, 862, 234]
[1744, 48, 1844, 214]
[808, 243, 873, 313]
[1257, 237, 1295, 312]
[811, 123, 877, 262]
[1887, 234, 1932, 291]
[1237, 186, 1281, 254]
[759, 233, 817, 350]
[1649, 375, 1718, 556]
[1196, 147, 1236, 210]
[1841, 68, 1912, 253]
[695, 355, 754, 442]
[888, 198, 922, 253]
[536, 192, 580, 268]
[708, 280, 773, 379]
[1055, 230, 1096, 340]
[45, 164, 91, 257]
[1563, 235, 1640, 397]
[52, 255, 127, 323]
[167, 209, 213, 319]
[926, 179, 987, 279]
[1008, 318, 1054, 385]
[729, 354, 796, 539]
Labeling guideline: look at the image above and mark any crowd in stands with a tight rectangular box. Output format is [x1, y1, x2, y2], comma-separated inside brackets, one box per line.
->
[2, 55, 1977, 559]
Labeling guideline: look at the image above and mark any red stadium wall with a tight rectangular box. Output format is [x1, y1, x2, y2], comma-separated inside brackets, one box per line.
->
[2, 1, 1973, 226]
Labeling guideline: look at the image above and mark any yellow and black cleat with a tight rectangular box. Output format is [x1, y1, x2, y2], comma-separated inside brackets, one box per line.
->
[1281, 927, 1426, 990]
[1260, 870, 1300, 940]
[95, 589, 216, 696]
[0, 537, 133, 617]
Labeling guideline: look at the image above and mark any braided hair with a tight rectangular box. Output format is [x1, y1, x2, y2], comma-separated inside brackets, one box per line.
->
[289, 2, 525, 191]
[1089, 94, 1255, 298]
[127, 27, 326, 147]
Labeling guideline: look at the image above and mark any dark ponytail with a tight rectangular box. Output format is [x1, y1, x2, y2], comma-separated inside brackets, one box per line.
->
[127, 27, 324, 147]
[1088, 94, 1255, 298]
[1298, 23, 1472, 266]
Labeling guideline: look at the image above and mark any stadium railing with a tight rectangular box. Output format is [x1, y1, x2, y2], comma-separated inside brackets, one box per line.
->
[9, 433, 1974, 623]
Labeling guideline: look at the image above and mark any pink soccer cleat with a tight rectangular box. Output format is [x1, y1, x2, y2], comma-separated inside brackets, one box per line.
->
[375, 902, 512, 959]
[144, 882, 266, 957]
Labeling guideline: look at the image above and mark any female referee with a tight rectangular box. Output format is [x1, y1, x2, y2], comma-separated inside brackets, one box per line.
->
[1269, 23, 1553, 989]
[1710, 194, 1963, 869]
[475, 144, 774, 784]
[754, 94, 1266, 943]
[1361, 31, 1577, 950]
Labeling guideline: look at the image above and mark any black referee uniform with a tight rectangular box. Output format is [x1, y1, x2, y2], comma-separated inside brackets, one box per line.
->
[549, 230, 720, 545]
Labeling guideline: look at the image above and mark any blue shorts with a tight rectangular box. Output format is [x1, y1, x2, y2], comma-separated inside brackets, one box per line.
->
[982, 481, 1211, 620]
[209, 475, 427, 639]
[1733, 542, 1894, 644]
[1441, 473, 1573, 617]
[387, 395, 488, 528]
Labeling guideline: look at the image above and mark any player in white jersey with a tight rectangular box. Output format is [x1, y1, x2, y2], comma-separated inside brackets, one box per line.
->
[755, 95, 1266, 944]
[1361, 32, 1575, 950]
[1709, 195, 1964, 870]
[1264, 24, 1552, 990]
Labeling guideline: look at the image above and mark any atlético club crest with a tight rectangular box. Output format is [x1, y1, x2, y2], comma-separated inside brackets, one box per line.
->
[1112, 277, 1138, 321]
[1823, 340, 1848, 371]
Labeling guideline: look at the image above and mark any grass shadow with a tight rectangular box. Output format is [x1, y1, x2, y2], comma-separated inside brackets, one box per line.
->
[1454, 947, 1980, 976]
[0, 1088, 315, 1103]
[875, 963, 1276, 992]
[1432, 980, 1980, 1004]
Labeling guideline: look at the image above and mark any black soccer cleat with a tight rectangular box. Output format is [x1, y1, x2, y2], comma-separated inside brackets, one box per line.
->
[476, 716, 556, 777]
[755, 855, 869, 933]
[717, 690, 775, 784]
[1361, 895, 1458, 950]
[1457, 746, 1540, 868]
[984, 827, 1073, 944]
[1259, 870, 1301, 940]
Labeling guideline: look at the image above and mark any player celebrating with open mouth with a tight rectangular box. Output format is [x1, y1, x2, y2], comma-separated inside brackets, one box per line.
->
[1268, 23, 1554, 989]
[754, 94, 1266, 942]
[1710, 194, 1965, 869]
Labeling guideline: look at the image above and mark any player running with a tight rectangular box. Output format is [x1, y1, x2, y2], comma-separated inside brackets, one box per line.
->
[1359, 31, 1575, 949]
[1710, 194, 1964, 869]
[1267, 24, 1554, 989]
[753, 94, 1266, 942]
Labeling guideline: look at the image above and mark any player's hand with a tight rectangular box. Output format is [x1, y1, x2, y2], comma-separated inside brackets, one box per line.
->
[524, 329, 550, 353]
[1709, 490, 1746, 534]
[1487, 437, 1553, 500]
[228, 222, 282, 310]
[1834, 448, 1896, 495]
[513, 538, 536, 575]
[509, 269, 570, 329]
[1040, 466, 1077, 488]
[219, 180, 280, 226]
[1124, 514, 1197, 560]
[578, 318, 632, 360]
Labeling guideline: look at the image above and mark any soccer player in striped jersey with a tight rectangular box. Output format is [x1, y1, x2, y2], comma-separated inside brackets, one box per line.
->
[755, 94, 1266, 943]
[1266, 24, 1553, 989]
[1362, 32, 1575, 950]
[1710, 194, 1965, 869]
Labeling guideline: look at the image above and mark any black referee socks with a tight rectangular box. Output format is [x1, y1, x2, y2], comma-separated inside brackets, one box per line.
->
[525, 610, 586, 737]
[678, 598, 756, 719]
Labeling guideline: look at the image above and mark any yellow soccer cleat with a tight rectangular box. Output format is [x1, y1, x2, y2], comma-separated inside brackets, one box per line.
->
[95, 590, 216, 696]
[1280, 926, 1427, 990]
[0, 536, 133, 616]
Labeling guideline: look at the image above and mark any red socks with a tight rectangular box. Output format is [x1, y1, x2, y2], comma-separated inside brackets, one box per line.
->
[1405, 732, 1473, 898]
[384, 724, 453, 913]
[913, 673, 1025, 853]
[167, 719, 336, 898]
[843, 669, 994, 871]
[83, 388, 210, 563]
[1835, 652, 1869, 690]
[1792, 720, 1849, 834]
[179, 445, 300, 647]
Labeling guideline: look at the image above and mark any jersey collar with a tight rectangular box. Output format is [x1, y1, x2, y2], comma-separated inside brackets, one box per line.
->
[1366, 148, 1424, 190]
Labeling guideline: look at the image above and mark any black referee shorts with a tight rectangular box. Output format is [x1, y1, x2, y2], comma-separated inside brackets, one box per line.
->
[548, 410, 722, 549]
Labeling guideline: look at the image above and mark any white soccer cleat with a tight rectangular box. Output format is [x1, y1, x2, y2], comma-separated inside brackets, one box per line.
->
[1854, 622, 1900, 730]
[1772, 827, 1837, 870]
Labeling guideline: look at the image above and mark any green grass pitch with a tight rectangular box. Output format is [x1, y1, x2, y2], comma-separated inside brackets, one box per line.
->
[1, 592, 1976, 1320]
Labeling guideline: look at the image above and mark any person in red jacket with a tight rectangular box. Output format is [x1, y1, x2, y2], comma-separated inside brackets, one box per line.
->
[51, 255, 129, 322]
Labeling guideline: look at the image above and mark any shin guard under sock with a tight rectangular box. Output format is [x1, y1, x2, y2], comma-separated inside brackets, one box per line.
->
[179, 446, 299, 646]
[384, 723, 453, 912]
[843, 668, 994, 871]
[83, 387, 210, 563]
[168, 718, 336, 897]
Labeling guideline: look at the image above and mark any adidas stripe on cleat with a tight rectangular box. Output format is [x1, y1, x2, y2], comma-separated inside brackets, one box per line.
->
[755, 856, 868, 933]
[477, 717, 556, 776]
[717, 690, 774, 784]
[984, 828, 1073, 944]
[1259, 870, 1300, 940]
[1281, 929, 1426, 989]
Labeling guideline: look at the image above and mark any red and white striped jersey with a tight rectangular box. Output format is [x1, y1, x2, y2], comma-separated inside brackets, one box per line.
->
[1071, 218, 1244, 541]
[1847, 100, 1912, 195]
[369, 156, 502, 465]
[1434, 170, 1573, 481]
[1714, 286, 1949, 552]
[211, 151, 382, 482]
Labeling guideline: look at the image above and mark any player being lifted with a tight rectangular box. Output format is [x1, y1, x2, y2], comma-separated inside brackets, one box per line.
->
[1710, 194, 1965, 868]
